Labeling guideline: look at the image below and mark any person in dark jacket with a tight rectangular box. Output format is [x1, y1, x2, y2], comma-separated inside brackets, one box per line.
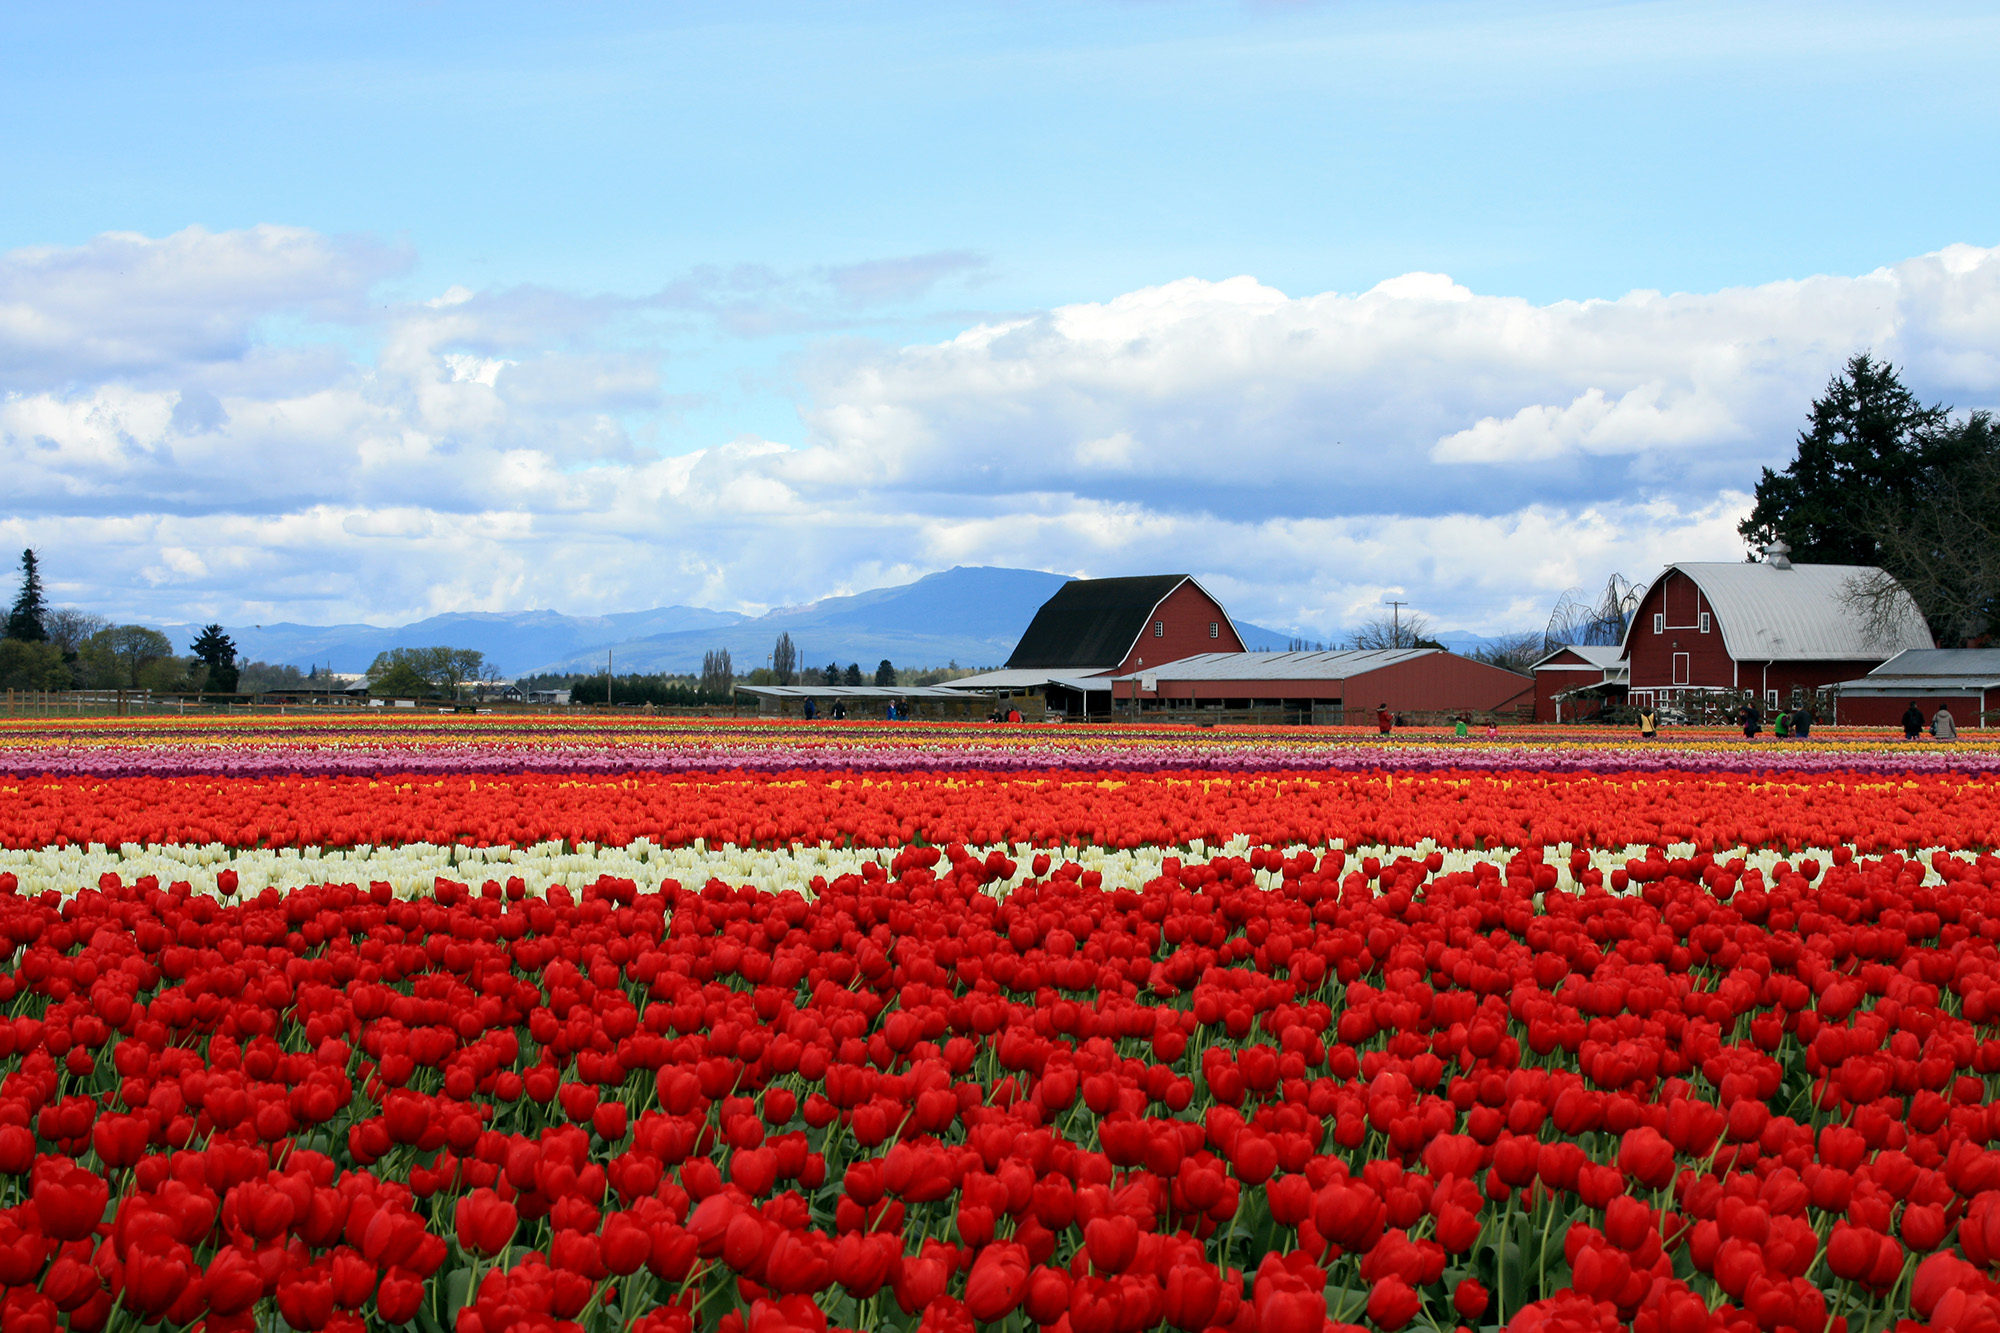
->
[802, 697, 817, 720]
[1738, 703, 1762, 739]
[1790, 703, 1812, 739]
[1902, 702, 1925, 740]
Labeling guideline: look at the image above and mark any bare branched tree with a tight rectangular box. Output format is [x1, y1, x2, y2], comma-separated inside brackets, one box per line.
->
[1543, 575, 1640, 654]
[44, 608, 110, 656]
[1842, 430, 2000, 647]
[1347, 613, 1435, 650]
[1469, 632, 1546, 674]
[699, 648, 735, 696]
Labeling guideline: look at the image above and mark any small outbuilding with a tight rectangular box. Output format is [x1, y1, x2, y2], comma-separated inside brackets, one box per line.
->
[1531, 645, 1628, 723]
[1830, 649, 2000, 728]
[734, 684, 992, 720]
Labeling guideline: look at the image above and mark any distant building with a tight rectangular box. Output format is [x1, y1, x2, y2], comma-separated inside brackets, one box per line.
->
[946, 574, 1244, 717]
[1531, 645, 1628, 722]
[526, 688, 571, 705]
[735, 684, 988, 720]
[1621, 544, 1933, 715]
[1831, 649, 2000, 728]
[1107, 648, 1533, 722]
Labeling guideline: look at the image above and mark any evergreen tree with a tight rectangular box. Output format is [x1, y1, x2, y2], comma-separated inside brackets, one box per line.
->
[189, 624, 240, 693]
[772, 632, 798, 686]
[843, 663, 862, 686]
[874, 659, 896, 686]
[5, 550, 48, 643]
[1739, 354, 1954, 564]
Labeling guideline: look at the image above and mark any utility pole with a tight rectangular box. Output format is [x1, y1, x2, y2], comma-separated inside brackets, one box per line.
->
[606, 648, 612, 709]
[1383, 599, 1409, 647]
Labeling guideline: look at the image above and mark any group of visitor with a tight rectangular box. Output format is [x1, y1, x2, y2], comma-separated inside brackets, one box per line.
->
[801, 697, 915, 721]
[1903, 701, 1959, 741]
[1731, 701, 1818, 740]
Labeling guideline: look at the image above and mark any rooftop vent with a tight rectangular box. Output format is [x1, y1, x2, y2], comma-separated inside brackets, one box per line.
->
[1763, 541, 1792, 570]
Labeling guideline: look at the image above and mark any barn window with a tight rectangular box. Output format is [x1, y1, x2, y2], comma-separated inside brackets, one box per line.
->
[1653, 613, 1664, 635]
[1698, 612, 1711, 633]
[1154, 621, 1164, 637]
[1209, 622, 1218, 638]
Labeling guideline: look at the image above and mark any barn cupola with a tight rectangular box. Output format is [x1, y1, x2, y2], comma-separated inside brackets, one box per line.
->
[1763, 541, 1793, 570]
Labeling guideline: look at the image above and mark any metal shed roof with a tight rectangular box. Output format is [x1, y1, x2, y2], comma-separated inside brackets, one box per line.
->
[1624, 562, 1932, 662]
[733, 685, 974, 699]
[1108, 649, 1435, 681]
[1530, 644, 1624, 671]
[937, 669, 1113, 692]
[1865, 648, 2000, 678]
[1834, 676, 2000, 695]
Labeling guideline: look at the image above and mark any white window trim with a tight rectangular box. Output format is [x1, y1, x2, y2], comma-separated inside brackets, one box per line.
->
[1154, 621, 1164, 637]
[1653, 612, 1665, 634]
[1698, 612, 1711, 633]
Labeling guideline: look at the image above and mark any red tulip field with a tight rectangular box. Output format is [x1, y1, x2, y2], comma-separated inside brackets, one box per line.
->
[2, 715, 1999, 1333]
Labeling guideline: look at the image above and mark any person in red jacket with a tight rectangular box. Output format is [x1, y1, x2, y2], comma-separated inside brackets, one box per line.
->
[1376, 704, 1392, 735]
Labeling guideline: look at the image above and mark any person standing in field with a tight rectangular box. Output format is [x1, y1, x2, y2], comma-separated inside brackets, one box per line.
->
[1903, 702, 1926, 740]
[1933, 704, 1959, 740]
[1376, 704, 1392, 735]
[1639, 707, 1657, 739]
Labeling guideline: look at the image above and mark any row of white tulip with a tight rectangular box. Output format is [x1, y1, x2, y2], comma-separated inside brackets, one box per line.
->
[0, 835, 1866, 902]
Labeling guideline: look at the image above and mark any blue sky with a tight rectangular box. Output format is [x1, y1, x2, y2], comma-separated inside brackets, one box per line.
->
[5, 1, 2000, 640]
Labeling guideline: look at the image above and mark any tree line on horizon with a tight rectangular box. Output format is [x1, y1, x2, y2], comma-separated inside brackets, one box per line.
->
[0, 552, 271, 695]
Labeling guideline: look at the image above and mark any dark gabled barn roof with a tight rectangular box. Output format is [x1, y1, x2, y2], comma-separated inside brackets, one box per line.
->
[1005, 575, 1191, 670]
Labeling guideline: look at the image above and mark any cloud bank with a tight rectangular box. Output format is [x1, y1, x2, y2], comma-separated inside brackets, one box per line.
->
[6, 226, 2000, 640]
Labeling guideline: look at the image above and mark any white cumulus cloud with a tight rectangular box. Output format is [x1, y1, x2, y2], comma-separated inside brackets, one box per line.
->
[6, 226, 2000, 636]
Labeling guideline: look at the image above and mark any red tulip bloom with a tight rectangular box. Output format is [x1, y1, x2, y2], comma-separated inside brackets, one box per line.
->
[963, 1242, 1029, 1322]
[1368, 1276, 1422, 1331]
[1616, 1126, 1675, 1192]
[454, 1188, 518, 1258]
[32, 1164, 108, 1242]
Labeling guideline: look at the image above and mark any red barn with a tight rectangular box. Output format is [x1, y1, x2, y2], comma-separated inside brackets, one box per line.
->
[945, 574, 1245, 717]
[1622, 545, 1932, 715]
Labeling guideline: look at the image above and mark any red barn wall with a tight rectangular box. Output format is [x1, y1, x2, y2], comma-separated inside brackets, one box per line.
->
[1111, 582, 1245, 675]
[1119, 655, 1532, 714]
[1626, 571, 1734, 691]
[1533, 650, 1609, 723]
[1835, 690, 1992, 727]
[1343, 656, 1533, 717]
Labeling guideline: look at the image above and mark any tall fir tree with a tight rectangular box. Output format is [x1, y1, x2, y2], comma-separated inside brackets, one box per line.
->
[1738, 354, 1952, 564]
[189, 623, 240, 693]
[4, 550, 48, 643]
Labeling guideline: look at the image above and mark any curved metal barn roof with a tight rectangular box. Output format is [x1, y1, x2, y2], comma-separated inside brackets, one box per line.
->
[1624, 562, 1933, 662]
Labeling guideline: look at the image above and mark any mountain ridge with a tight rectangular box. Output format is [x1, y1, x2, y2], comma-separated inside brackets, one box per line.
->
[154, 566, 1508, 677]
